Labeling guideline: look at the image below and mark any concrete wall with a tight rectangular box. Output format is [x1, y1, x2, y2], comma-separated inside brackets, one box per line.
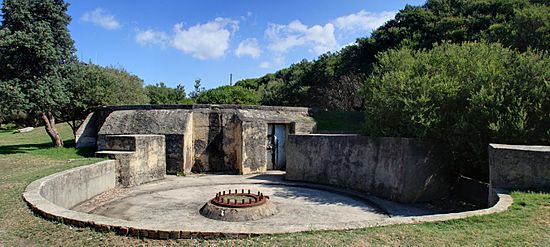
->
[78, 104, 316, 175]
[39, 160, 116, 209]
[97, 135, 166, 187]
[489, 144, 550, 190]
[286, 134, 452, 203]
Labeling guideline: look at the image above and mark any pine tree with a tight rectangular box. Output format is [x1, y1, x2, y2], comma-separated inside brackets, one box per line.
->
[0, 0, 77, 147]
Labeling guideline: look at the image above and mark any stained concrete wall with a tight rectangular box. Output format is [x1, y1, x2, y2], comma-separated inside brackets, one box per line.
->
[96, 135, 166, 187]
[286, 134, 452, 203]
[489, 144, 550, 190]
[39, 160, 116, 209]
[78, 104, 316, 175]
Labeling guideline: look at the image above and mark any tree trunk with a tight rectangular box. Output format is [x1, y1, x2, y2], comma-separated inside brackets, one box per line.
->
[41, 112, 63, 147]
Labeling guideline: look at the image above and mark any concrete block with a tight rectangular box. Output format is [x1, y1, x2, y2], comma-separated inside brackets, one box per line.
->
[489, 144, 550, 190]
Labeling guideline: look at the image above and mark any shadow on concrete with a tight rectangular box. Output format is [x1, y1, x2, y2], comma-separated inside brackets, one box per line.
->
[247, 173, 484, 217]
[246, 173, 384, 214]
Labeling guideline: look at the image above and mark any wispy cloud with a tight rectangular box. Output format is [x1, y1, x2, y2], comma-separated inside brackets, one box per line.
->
[135, 29, 169, 47]
[80, 8, 121, 30]
[265, 20, 338, 56]
[171, 18, 239, 60]
[333, 10, 396, 33]
[235, 38, 261, 58]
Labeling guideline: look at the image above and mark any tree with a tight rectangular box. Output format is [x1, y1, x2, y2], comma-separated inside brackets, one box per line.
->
[195, 86, 260, 105]
[63, 62, 150, 136]
[240, 0, 550, 110]
[0, 0, 76, 147]
[145, 82, 189, 105]
[189, 78, 204, 99]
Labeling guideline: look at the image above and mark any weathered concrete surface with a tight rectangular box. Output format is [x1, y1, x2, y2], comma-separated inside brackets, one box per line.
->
[96, 135, 165, 187]
[38, 160, 116, 209]
[75, 112, 99, 148]
[286, 134, 452, 203]
[199, 201, 278, 222]
[98, 110, 191, 135]
[82, 174, 388, 231]
[24, 169, 512, 238]
[489, 144, 550, 190]
[81, 104, 316, 174]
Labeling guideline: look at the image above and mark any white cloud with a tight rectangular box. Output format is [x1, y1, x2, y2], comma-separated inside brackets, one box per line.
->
[259, 55, 284, 69]
[135, 29, 169, 47]
[333, 10, 396, 32]
[171, 18, 239, 59]
[259, 61, 271, 69]
[81, 8, 121, 30]
[265, 20, 338, 56]
[235, 38, 261, 58]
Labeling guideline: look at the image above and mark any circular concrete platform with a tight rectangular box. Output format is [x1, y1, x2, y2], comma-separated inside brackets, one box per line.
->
[24, 166, 513, 239]
[75, 175, 388, 233]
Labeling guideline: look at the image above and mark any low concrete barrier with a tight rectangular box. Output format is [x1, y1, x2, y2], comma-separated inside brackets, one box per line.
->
[30, 160, 116, 209]
[489, 144, 550, 190]
[286, 134, 452, 203]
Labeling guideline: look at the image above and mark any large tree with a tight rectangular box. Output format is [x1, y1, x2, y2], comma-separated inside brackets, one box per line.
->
[0, 0, 76, 147]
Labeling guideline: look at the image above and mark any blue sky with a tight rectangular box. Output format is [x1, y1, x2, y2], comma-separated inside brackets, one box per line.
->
[67, 0, 425, 91]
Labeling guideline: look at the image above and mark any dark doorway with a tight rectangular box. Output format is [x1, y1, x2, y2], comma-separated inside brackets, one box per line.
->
[267, 124, 287, 170]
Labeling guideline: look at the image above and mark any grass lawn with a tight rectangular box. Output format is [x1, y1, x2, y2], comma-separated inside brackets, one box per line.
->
[0, 123, 549, 246]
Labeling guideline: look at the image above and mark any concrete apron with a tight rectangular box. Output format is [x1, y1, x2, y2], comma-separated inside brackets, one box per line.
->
[23, 170, 513, 239]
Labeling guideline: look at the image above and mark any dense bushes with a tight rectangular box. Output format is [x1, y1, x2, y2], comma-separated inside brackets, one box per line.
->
[145, 82, 192, 104]
[363, 42, 550, 179]
[195, 86, 259, 105]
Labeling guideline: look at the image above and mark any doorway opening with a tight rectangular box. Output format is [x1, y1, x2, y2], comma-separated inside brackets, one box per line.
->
[267, 124, 288, 170]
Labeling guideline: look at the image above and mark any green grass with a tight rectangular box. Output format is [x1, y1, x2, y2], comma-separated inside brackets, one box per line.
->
[0, 123, 549, 246]
[312, 111, 366, 133]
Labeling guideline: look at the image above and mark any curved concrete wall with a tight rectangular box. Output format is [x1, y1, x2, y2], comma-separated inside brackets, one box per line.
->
[286, 134, 452, 203]
[36, 160, 116, 209]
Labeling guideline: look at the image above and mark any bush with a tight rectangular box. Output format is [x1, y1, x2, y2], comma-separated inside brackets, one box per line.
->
[363, 42, 550, 180]
[195, 86, 260, 105]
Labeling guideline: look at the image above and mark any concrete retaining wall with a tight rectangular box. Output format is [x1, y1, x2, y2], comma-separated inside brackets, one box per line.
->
[96, 135, 166, 187]
[39, 160, 116, 209]
[286, 134, 452, 203]
[489, 144, 550, 190]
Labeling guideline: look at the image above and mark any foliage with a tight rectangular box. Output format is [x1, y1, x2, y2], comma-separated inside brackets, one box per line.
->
[0, 0, 76, 115]
[189, 79, 205, 99]
[0, 0, 76, 146]
[312, 111, 366, 133]
[241, 0, 550, 110]
[62, 62, 149, 135]
[363, 42, 550, 179]
[145, 82, 190, 104]
[195, 86, 260, 105]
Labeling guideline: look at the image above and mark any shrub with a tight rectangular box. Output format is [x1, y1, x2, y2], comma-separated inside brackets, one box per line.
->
[363, 42, 550, 180]
[195, 86, 260, 105]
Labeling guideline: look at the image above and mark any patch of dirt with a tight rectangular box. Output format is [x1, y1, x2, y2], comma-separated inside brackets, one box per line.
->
[71, 187, 129, 212]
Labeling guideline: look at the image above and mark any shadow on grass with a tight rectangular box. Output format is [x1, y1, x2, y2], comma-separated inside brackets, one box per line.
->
[0, 139, 96, 157]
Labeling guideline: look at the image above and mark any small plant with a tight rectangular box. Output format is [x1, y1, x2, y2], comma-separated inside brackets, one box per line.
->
[176, 170, 186, 177]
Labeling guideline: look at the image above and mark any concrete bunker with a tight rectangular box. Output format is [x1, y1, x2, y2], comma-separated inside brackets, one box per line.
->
[22, 104, 548, 239]
[76, 105, 316, 175]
